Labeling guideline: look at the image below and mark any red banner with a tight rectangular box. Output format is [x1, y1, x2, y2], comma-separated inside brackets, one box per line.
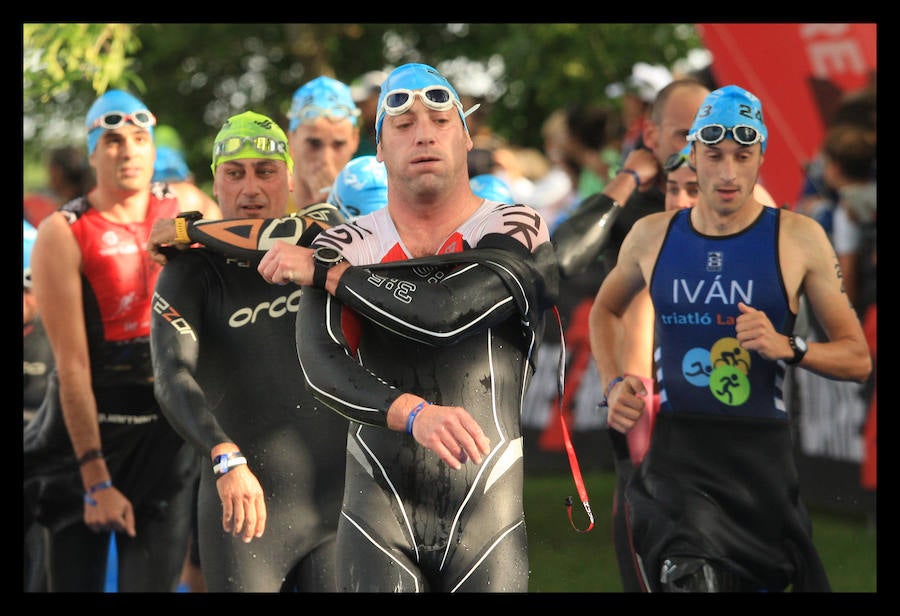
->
[697, 23, 876, 207]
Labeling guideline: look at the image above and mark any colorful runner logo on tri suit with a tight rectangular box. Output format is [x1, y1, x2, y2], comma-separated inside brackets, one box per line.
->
[680, 336, 751, 406]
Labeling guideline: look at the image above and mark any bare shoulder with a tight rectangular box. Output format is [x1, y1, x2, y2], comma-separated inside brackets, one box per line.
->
[628, 209, 677, 243]
[778, 208, 831, 251]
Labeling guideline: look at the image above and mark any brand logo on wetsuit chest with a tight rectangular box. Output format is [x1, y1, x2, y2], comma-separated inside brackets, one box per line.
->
[228, 288, 303, 328]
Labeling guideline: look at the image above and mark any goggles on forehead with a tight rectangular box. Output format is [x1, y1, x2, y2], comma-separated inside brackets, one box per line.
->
[664, 150, 694, 173]
[90, 110, 157, 131]
[290, 104, 360, 125]
[689, 124, 765, 147]
[381, 86, 465, 117]
[213, 136, 288, 158]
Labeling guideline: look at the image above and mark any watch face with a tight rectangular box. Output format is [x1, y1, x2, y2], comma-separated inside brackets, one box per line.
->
[795, 336, 808, 353]
[315, 246, 343, 265]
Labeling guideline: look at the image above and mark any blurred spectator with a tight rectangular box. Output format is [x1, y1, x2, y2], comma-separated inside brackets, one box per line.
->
[606, 62, 673, 159]
[350, 70, 388, 157]
[492, 144, 548, 204]
[24, 145, 94, 227]
[467, 147, 496, 178]
[529, 109, 580, 228]
[23, 219, 54, 423]
[821, 123, 876, 315]
[562, 103, 624, 201]
[23, 219, 53, 592]
[326, 154, 388, 219]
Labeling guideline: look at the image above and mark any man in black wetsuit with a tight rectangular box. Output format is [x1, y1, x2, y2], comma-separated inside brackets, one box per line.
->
[150, 111, 348, 592]
[256, 63, 560, 592]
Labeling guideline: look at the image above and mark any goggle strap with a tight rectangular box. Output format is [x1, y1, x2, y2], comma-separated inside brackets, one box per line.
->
[463, 103, 481, 118]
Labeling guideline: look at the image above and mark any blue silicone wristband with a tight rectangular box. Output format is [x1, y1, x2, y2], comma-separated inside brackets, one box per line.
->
[600, 376, 625, 408]
[619, 168, 640, 188]
[83, 479, 113, 506]
[405, 401, 431, 435]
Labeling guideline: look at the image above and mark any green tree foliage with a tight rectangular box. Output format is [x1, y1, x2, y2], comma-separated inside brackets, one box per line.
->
[24, 23, 703, 192]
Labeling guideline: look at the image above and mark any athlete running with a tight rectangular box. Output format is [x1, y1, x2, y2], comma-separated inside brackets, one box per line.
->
[589, 85, 871, 592]
[150, 111, 348, 592]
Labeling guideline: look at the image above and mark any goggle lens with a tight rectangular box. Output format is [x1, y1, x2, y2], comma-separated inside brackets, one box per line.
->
[664, 152, 693, 173]
[291, 104, 360, 125]
[91, 110, 157, 130]
[694, 124, 763, 147]
[382, 86, 458, 116]
[213, 136, 287, 157]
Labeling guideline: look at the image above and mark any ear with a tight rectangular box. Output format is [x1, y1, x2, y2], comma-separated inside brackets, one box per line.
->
[375, 141, 384, 163]
[642, 120, 659, 151]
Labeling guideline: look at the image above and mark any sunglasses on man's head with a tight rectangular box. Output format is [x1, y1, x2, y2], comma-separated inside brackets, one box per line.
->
[290, 104, 360, 125]
[689, 124, 764, 147]
[213, 136, 287, 158]
[91, 110, 157, 131]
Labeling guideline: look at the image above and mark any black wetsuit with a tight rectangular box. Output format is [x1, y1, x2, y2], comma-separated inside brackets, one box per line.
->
[23, 190, 197, 592]
[297, 202, 559, 592]
[150, 246, 349, 592]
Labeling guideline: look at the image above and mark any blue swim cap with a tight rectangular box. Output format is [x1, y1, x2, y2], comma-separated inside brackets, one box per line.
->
[470, 174, 514, 204]
[85, 89, 155, 155]
[326, 155, 388, 219]
[288, 76, 360, 132]
[23, 219, 37, 288]
[687, 85, 768, 153]
[153, 146, 190, 182]
[375, 63, 475, 144]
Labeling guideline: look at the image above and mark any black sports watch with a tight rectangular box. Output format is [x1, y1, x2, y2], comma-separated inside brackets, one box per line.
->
[312, 246, 345, 290]
[787, 335, 808, 365]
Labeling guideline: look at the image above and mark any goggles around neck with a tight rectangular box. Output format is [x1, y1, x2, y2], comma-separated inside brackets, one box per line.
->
[664, 150, 694, 173]
[688, 124, 765, 147]
[90, 110, 157, 131]
[381, 86, 465, 117]
[290, 104, 360, 126]
[213, 136, 288, 158]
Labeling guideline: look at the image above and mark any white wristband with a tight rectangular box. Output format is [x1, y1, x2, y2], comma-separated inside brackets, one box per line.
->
[212, 451, 248, 477]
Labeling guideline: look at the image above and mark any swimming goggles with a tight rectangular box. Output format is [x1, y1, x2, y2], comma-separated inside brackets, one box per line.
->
[381, 86, 481, 118]
[664, 150, 694, 173]
[688, 124, 765, 147]
[289, 104, 360, 125]
[213, 136, 288, 158]
[90, 110, 157, 130]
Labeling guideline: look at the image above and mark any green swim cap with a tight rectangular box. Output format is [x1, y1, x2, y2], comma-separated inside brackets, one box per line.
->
[211, 111, 293, 175]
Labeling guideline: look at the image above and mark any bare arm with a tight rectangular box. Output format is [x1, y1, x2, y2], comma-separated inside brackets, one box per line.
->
[31, 213, 136, 536]
[736, 212, 871, 383]
[588, 216, 662, 433]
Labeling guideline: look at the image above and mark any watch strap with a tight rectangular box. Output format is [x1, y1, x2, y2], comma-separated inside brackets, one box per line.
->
[313, 259, 330, 290]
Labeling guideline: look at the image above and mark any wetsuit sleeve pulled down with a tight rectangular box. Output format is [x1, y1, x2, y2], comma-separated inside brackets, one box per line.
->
[333, 234, 559, 346]
[150, 253, 231, 453]
[297, 234, 559, 427]
[184, 203, 345, 259]
[551, 193, 622, 278]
